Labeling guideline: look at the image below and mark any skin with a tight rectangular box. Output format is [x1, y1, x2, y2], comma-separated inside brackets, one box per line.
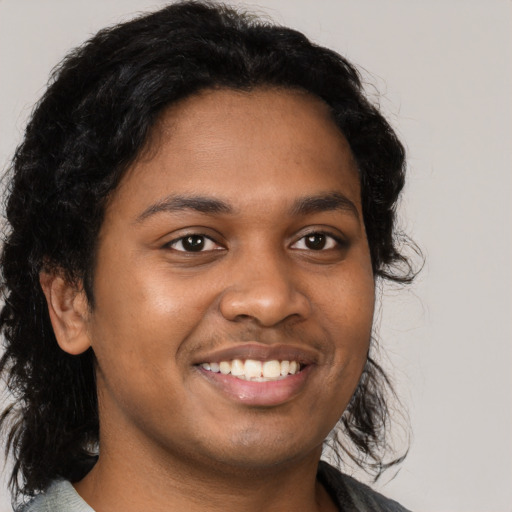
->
[42, 88, 375, 512]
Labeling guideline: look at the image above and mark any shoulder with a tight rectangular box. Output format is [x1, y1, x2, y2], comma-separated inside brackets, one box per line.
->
[317, 460, 412, 512]
[20, 480, 94, 512]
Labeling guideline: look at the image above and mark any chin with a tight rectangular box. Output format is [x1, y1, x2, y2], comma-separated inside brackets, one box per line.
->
[200, 427, 324, 471]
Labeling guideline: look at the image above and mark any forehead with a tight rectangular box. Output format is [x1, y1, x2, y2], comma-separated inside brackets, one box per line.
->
[109, 87, 361, 219]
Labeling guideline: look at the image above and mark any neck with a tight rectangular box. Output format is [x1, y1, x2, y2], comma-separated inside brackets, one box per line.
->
[75, 433, 335, 512]
[75, 382, 338, 512]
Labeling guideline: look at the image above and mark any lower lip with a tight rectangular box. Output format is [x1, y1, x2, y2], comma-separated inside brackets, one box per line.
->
[197, 365, 312, 406]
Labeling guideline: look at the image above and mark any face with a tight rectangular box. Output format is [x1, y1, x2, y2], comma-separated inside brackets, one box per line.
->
[82, 88, 374, 473]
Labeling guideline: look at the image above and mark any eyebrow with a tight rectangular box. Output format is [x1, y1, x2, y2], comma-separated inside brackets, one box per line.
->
[290, 192, 360, 220]
[136, 195, 232, 223]
[136, 191, 359, 223]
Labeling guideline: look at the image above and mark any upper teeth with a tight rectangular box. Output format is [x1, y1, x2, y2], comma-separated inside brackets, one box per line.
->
[201, 359, 299, 381]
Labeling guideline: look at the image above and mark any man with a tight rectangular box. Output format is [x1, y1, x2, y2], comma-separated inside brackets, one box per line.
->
[0, 2, 416, 511]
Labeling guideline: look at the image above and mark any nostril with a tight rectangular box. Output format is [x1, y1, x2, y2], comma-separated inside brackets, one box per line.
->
[218, 279, 311, 327]
[232, 313, 253, 322]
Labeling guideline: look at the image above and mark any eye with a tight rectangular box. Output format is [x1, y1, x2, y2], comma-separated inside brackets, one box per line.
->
[291, 232, 342, 251]
[168, 234, 222, 252]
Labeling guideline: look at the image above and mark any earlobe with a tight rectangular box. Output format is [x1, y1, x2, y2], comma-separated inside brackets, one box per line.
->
[39, 272, 92, 355]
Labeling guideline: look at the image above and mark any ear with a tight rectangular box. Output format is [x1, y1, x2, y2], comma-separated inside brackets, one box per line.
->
[39, 271, 92, 355]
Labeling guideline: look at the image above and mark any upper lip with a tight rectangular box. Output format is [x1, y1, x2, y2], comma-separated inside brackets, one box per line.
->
[192, 343, 321, 366]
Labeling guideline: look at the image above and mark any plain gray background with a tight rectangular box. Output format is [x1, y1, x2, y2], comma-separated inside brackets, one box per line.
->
[1, 1, 511, 511]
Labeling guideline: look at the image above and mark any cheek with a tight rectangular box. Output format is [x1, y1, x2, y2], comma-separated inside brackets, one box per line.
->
[89, 263, 219, 368]
[88, 271, 210, 422]
[321, 262, 374, 334]
[319, 265, 374, 378]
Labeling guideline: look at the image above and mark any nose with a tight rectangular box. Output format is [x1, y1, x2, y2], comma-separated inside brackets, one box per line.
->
[219, 251, 311, 327]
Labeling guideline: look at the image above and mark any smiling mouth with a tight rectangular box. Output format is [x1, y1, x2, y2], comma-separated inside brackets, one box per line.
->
[199, 359, 303, 382]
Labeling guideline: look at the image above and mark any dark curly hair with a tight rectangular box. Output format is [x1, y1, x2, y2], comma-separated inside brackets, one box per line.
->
[0, 0, 417, 503]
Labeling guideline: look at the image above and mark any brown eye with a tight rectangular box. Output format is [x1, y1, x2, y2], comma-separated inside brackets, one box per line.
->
[304, 233, 326, 250]
[169, 234, 221, 252]
[291, 231, 342, 251]
[182, 235, 205, 251]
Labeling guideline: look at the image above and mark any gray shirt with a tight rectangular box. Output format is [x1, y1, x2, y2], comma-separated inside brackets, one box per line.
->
[21, 481, 93, 512]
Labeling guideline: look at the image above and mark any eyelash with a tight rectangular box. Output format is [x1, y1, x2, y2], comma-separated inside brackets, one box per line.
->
[166, 231, 345, 253]
[290, 231, 345, 251]
[167, 234, 223, 253]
